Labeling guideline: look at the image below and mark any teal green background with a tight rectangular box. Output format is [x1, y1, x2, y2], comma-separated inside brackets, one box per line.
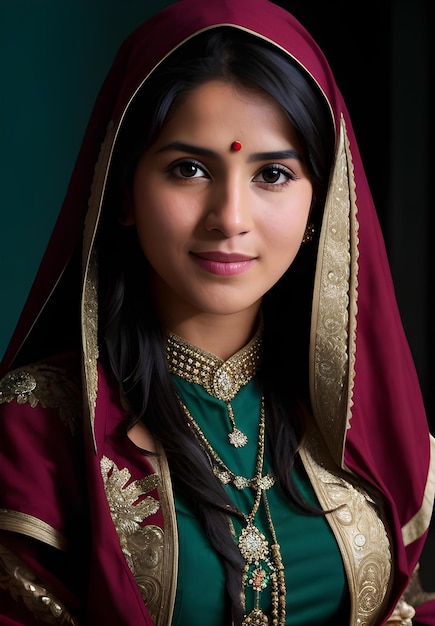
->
[0, 0, 174, 359]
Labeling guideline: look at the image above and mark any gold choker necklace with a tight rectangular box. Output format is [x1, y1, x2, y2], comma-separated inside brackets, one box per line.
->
[165, 328, 262, 448]
[177, 395, 286, 625]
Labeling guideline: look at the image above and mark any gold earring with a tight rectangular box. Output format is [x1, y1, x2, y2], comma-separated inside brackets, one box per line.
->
[302, 223, 315, 244]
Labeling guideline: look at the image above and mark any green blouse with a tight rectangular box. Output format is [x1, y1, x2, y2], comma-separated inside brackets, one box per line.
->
[171, 376, 348, 625]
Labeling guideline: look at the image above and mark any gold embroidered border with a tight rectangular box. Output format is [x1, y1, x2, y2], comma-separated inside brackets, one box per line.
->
[309, 115, 359, 468]
[82, 121, 116, 451]
[153, 440, 179, 626]
[402, 434, 435, 546]
[0, 509, 68, 551]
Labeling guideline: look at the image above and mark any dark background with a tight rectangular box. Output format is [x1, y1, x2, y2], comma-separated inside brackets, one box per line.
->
[281, 0, 435, 592]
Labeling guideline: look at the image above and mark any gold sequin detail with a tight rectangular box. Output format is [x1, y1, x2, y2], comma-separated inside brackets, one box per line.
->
[100, 456, 165, 616]
[0, 364, 81, 433]
[0, 371, 37, 405]
[0, 543, 78, 624]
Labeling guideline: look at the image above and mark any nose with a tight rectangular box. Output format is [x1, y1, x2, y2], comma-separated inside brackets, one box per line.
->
[203, 177, 254, 237]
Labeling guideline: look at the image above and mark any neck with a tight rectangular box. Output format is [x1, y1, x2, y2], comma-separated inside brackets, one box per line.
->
[162, 307, 261, 360]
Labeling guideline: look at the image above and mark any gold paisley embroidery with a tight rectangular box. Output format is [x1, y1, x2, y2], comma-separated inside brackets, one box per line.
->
[127, 524, 165, 620]
[0, 364, 81, 433]
[0, 543, 78, 625]
[300, 435, 392, 625]
[326, 475, 391, 623]
[100, 456, 164, 617]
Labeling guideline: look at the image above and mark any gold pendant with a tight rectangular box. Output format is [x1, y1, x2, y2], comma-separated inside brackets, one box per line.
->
[227, 403, 248, 448]
[242, 608, 269, 625]
[239, 523, 275, 623]
[238, 523, 269, 562]
[228, 427, 248, 448]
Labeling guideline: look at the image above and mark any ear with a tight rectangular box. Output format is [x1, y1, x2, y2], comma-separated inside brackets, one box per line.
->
[119, 186, 136, 225]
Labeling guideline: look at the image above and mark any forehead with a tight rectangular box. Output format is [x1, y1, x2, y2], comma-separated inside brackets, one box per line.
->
[154, 80, 296, 145]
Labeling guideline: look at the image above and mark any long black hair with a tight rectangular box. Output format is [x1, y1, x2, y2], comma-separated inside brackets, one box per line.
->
[97, 27, 335, 623]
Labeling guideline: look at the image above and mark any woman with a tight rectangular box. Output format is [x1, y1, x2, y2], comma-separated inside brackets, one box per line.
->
[0, 1, 434, 624]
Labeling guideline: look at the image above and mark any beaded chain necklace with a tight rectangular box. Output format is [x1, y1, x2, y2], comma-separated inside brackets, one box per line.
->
[166, 331, 286, 625]
[177, 396, 286, 625]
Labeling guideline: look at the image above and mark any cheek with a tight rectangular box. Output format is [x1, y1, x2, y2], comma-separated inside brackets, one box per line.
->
[265, 204, 311, 249]
[133, 193, 195, 263]
[134, 189, 177, 233]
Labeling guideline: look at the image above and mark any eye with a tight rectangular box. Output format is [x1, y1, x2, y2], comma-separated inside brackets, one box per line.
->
[169, 159, 209, 179]
[253, 164, 295, 186]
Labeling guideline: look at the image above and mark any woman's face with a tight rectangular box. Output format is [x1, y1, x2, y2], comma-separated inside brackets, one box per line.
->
[128, 80, 313, 325]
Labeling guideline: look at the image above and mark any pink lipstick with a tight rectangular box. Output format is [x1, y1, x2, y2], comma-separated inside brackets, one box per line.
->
[190, 251, 255, 276]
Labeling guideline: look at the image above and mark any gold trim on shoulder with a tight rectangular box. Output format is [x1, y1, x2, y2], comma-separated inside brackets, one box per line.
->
[0, 364, 82, 433]
[300, 429, 392, 625]
[309, 114, 359, 468]
[0, 542, 78, 624]
[165, 323, 262, 401]
[0, 509, 68, 551]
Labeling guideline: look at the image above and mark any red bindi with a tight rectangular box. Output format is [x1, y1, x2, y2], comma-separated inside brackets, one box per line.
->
[231, 140, 242, 152]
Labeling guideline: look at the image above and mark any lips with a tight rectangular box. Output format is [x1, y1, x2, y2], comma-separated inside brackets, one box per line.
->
[191, 251, 255, 262]
[190, 251, 256, 276]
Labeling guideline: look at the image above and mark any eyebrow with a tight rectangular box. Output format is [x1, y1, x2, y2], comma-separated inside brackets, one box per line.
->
[247, 149, 301, 162]
[156, 142, 219, 159]
[156, 141, 302, 162]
